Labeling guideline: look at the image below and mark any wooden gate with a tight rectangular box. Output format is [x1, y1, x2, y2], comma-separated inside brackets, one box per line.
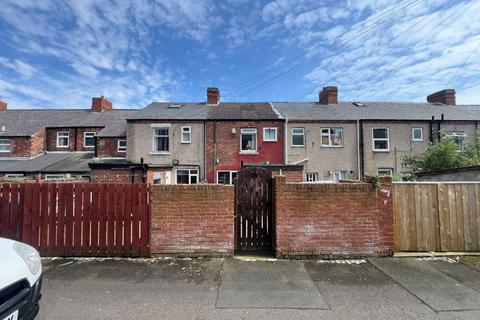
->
[234, 168, 274, 251]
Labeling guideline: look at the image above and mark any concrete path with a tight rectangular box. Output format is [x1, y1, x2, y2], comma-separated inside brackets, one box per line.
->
[370, 258, 480, 312]
[216, 259, 328, 309]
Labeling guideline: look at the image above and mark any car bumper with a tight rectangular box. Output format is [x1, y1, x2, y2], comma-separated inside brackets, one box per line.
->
[0, 276, 42, 320]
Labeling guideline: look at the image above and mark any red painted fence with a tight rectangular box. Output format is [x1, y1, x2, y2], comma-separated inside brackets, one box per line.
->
[0, 183, 150, 257]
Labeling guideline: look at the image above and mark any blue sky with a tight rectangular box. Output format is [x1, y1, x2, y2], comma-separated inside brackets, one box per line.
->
[1, 0, 479, 109]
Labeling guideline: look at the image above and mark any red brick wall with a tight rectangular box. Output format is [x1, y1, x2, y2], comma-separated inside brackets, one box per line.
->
[46, 127, 102, 152]
[0, 131, 45, 158]
[274, 176, 394, 258]
[205, 121, 284, 183]
[90, 168, 144, 183]
[272, 170, 303, 183]
[97, 137, 126, 158]
[150, 184, 234, 256]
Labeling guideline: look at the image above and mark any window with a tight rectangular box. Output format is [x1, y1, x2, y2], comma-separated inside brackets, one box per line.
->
[443, 131, 467, 151]
[292, 128, 305, 147]
[305, 172, 318, 182]
[44, 174, 65, 181]
[263, 128, 277, 142]
[176, 169, 199, 184]
[84, 132, 96, 148]
[117, 139, 127, 152]
[181, 126, 191, 144]
[332, 170, 347, 182]
[377, 168, 393, 176]
[56, 132, 69, 148]
[372, 128, 389, 151]
[412, 128, 423, 141]
[217, 171, 238, 185]
[5, 174, 24, 179]
[153, 127, 169, 152]
[240, 128, 257, 152]
[153, 172, 162, 185]
[321, 128, 343, 147]
[0, 139, 11, 153]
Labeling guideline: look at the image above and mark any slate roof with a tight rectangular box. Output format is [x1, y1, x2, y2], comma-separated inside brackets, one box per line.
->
[208, 102, 281, 120]
[0, 109, 137, 137]
[272, 101, 480, 121]
[0, 152, 94, 173]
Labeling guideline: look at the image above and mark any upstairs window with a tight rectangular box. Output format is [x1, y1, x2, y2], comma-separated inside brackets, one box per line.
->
[263, 128, 278, 142]
[0, 139, 11, 153]
[240, 128, 257, 152]
[321, 128, 343, 147]
[305, 172, 318, 182]
[443, 131, 467, 151]
[84, 132, 96, 148]
[117, 139, 127, 152]
[217, 171, 238, 185]
[372, 128, 389, 151]
[153, 127, 169, 152]
[292, 128, 305, 147]
[57, 131, 69, 148]
[181, 126, 191, 144]
[176, 169, 199, 184]
[412, 128, 423, 141]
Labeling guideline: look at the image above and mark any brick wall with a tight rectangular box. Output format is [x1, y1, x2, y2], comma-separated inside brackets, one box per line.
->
[274, 176, 394, 258]
[150, 184, 234, 256]
[272, 170, 304, 182]
[97, 137, 126, 158]
[46, 127, 102, 152]
[90, 168, 144, 183]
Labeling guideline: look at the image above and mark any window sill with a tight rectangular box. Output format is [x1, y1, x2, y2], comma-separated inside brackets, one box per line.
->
[412, 140, 423, 142]
[180, 142, 191, 144]
[56, 146, 70, 148]
[150, 151, 171, 155]
[263, 140, 278, 143]
[291, 145, 305, 148]
[373, 149, 390, 153]
[321, 145, 343, 148]
[239, 151, 259, 155]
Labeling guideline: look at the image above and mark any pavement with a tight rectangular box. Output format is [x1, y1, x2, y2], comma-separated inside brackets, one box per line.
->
[38, 256, 480, 320]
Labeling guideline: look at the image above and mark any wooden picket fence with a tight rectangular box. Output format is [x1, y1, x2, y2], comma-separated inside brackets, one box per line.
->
[394, 182, 480, 252]
[0, 183, 150, 257]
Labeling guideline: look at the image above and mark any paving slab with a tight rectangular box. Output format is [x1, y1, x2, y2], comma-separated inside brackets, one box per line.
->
[427, 259, 480, 293]
[216, 259, 328, 309]
[370, 258, 480, 312]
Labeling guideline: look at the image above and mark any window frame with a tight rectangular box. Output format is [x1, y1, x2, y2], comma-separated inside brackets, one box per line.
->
[44, 174, 65, 181]
[181, 126, 192, 144]
[217, 170, 238, 185]
[152, 125, 170, 153]
[175, 169, 199, 184]
[332, 170, 347, 182]
[0, 138, 11, 153]
[291, 127, 305, 147]
[240, 128, 258, 153]
[5, 174, 24, 178]
[56, 131, 70, 148]
[117, 139, 127, 152]
[377, 168, 393, 176]
[305, 172, 318, 182]
[372, 127, 390, 152]
[412, 128, 423, 142]
[83, 131, 96, 148]
[443, 131, 467, 151]
[320, 127, 343, 147]
[263, 127, 278, 142]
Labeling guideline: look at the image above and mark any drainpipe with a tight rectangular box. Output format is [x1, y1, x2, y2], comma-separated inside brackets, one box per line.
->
[357, 119, 364, 180]
[203, 122, 206, 182]
[284, 113, 288, 164]
[429, 116, 434, 143]
[437, 113, 444, 142]
[213, 121, 217, 183]
[94, 136, 98, 157]
[74, 128, 78, 151]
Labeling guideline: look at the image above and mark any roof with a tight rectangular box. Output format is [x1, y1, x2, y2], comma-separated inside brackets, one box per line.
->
[128, 102, 281, 121]
[273, 101, 480, 121]
[0, 109, 138, 137]
[0, 152, 94, 173]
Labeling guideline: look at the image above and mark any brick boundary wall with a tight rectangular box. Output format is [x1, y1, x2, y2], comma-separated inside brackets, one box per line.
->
[150, 184, 234, 256]
[274, 176, 394, 258]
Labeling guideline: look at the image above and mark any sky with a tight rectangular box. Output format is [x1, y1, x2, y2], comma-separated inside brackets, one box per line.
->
[0, 0, 479, 109]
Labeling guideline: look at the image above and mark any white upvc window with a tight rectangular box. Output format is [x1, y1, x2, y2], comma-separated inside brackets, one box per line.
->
[321, 128, 343, 147]
[377, 168, 393, 176]
[176, 169, 199, 184]
[0, 139, 11, 153]
[153, 171, 162, 185]
[181, 126, 192, 144]
[44, 174, 65, 181]
[217, 171, 238, 185]
[84, 132, 96, 148]
[152, 126, 170, 152]
[56, 132, 69, 148]
[332, 170, 347, 182]
[292, 127, 305, 147]
[263, 128, 278, 142]
[5, 174, 24, 178]
[372, 128, 389, 152]
[117, 139, 127, 152]
[412, 128, 423, 141]
[443, 131, 467, 151]
[305, 172, 318, 182]
[240, 128, 257, 153]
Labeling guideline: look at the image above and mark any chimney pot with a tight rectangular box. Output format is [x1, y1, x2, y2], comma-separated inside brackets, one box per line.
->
[91, 96, 113, 112]
[207, 87, 220, 105]
[319, 86, 338, 105]
[427, 89, 456, 105]
[0, 101, 7, 110]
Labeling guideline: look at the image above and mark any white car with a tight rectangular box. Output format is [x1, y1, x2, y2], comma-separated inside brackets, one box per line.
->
[0, 238, 42, 320]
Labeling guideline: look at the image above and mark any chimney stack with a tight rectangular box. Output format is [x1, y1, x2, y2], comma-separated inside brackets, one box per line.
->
[207, 87, 220, 105]
[427, 89, 456, 105]
[0, 100, 7, 110]
[91, 96, 113, 112]
[319, 86, 338, 105]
